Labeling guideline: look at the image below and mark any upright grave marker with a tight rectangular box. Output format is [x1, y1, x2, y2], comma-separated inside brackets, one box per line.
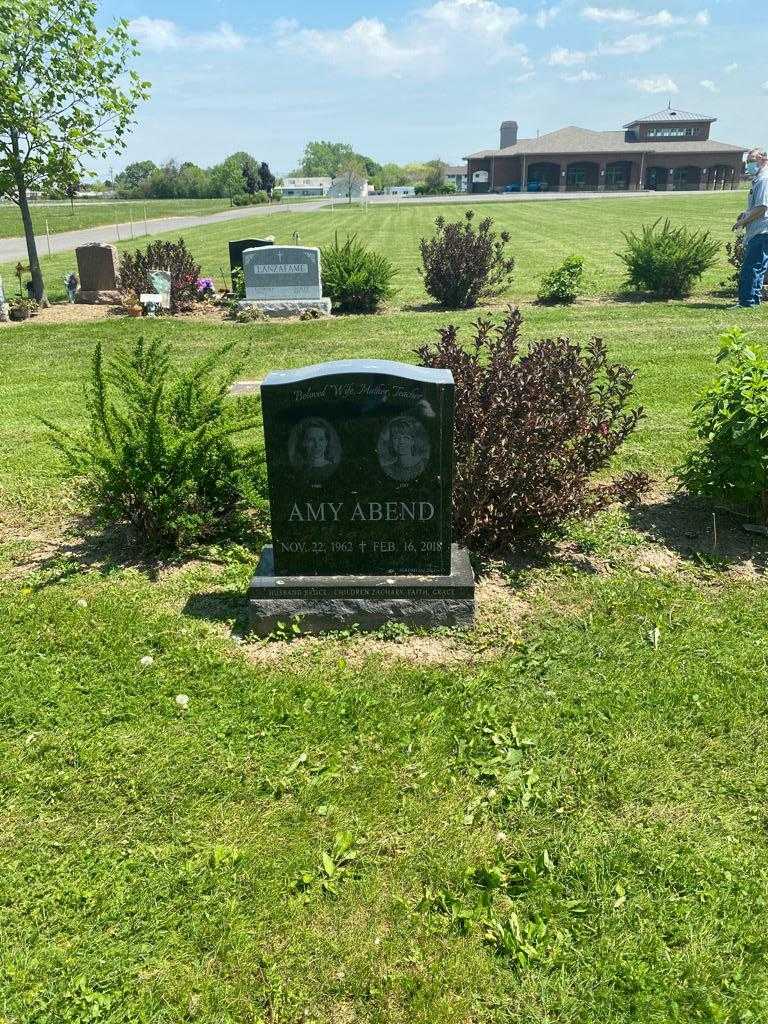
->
[75, 243, 120, 304]
[228, 237, 273, 286]
[239, 245, 331, 318]
[248, 359, 474, 634]
[148, 269, 171, 310]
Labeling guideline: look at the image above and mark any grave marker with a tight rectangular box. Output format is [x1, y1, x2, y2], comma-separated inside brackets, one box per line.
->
[248, 359, 474, 634]
[239, 245, 330, 318]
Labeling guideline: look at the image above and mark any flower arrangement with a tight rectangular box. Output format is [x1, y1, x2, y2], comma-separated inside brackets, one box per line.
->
[196, 277, 215, 299]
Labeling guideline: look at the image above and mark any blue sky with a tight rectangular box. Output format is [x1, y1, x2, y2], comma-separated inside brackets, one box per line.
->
[98, 0, 766, 175]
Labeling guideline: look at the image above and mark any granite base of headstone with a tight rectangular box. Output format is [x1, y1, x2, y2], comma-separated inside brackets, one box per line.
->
[75, 242, 121, 304]
[249, 544, 474, 636]
[238, 245, 331, 318]
[247, 359, 474, 636]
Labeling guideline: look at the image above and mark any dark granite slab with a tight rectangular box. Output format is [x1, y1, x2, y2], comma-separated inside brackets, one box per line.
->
[260, 359, 455, 578]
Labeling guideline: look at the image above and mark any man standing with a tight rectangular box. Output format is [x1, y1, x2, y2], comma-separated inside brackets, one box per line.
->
[733, 149, 768, 308]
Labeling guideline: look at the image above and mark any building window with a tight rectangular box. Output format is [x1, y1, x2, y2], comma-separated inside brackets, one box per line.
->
[647, 127, 697, 139]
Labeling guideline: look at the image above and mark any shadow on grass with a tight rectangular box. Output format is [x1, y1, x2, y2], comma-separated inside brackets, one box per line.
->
[25, 514, 266, 589]
[183, 590, 251, 636]
[627, 489, 768, 573]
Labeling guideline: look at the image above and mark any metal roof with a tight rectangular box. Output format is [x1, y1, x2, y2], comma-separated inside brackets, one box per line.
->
[624, 108, 716, 126]
[465, 125, 745, 160]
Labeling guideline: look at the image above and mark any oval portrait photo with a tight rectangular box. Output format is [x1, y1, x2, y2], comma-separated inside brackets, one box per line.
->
[288, 417, 342, 480]
[377, 415, 430, 482]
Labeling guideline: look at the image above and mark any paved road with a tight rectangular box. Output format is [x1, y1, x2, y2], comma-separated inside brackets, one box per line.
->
[0, 199, 331, 264]
[1, 188, 739, 264]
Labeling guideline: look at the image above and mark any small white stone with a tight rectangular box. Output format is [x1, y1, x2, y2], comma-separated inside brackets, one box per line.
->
[139, 655, 154, 668]
[76, 598, 88, 609]
[175, 693, 190, 709]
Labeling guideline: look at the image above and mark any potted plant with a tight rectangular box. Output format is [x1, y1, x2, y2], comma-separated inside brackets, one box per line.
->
[120, 291, 143, 317]
[8, 298, 37, 321]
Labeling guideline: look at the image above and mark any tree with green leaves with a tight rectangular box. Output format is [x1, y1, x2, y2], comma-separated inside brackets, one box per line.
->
[114, 160, 158, 195]
[0, 0, 150, 303]
[210, 151, 261, 204]
[299, 140, 356, 178]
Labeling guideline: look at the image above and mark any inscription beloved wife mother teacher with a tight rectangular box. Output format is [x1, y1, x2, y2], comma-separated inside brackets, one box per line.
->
[260, 359, 454, 576]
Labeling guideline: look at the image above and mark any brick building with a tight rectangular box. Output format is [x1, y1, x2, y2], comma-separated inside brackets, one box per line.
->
[466, 107, 746, 193]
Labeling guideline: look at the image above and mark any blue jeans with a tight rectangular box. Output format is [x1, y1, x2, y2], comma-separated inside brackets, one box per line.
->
[739, 233, 768, 306]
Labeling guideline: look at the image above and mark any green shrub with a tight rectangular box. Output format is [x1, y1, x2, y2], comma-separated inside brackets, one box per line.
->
[420, 210, 515, 309]
[537, 255, 585, 305]
[43, 337, 264, 548]
[232, 193, 250, 207]
[617, 218, 720, 298]
[321, 232, 397, 313]
[119, 238, 201, 313]
[679, 328, 768, 520]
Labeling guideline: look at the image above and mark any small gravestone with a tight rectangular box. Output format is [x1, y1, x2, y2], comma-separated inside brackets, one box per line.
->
[228, 237, 273, 286]
[248, 359, 474, 635]
[148, 270, 171, 310]
[239, 245, 331, 318]
[75, 243, 121, 304]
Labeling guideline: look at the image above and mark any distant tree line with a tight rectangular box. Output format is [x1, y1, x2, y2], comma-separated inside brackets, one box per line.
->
[295, 142, 454, 195]
[112, 152, 276, 202]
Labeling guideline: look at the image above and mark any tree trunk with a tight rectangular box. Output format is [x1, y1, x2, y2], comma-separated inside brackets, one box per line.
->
[16, 183, 48, 306]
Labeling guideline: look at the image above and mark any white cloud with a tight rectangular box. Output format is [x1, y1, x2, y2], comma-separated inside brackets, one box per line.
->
[548, 46, 589, 65]
[275, 0, 529, 77]
[582, 6, 709, 26]
[513, 70, 536, 82]
[630, 74, 679, 93]
[423, 0, 525, 34]
[725, 61, 738, 73]
[598, 32, 661, 54]
[129, 17, 247, 52]
[535, 5, 560, 28]
[700, 79, 718, 93]
[762, 81, 768, 93]
[561, 69, 601, 81]
[275, 17, 428, 77]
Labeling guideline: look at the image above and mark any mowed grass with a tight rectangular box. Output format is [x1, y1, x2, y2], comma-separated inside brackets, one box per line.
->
[0, 198, 232, 240]
[3, 193, 768, 1022]
[2, 192, 746, 303]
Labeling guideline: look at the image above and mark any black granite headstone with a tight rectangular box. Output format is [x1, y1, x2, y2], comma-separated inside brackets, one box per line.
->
[228, 238, 273, 283]
[261, 360, 454, 577]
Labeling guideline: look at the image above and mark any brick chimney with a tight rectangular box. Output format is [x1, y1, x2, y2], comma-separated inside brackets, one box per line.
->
[500, 120, 518, 148]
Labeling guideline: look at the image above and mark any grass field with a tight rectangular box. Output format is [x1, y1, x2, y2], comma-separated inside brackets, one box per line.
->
[0, 198, 232, 240]
[1, 192, 747, 304]
[3, 193, 768, 1022]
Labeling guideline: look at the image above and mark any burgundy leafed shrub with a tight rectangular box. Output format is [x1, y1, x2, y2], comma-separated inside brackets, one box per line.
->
[119, 238, 201, 313]
[417, 307, 649, 552]
[419, 209, 515, 309]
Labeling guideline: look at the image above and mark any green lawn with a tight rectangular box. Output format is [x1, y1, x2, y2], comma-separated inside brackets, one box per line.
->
[0, 198, 232, 240]
[3, 192, 746, 303]
[2, 193, 768, 1022]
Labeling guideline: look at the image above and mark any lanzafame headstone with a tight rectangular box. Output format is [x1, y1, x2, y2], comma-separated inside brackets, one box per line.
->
[248, 359, 474, 635]
[239, 245, 331, 318]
